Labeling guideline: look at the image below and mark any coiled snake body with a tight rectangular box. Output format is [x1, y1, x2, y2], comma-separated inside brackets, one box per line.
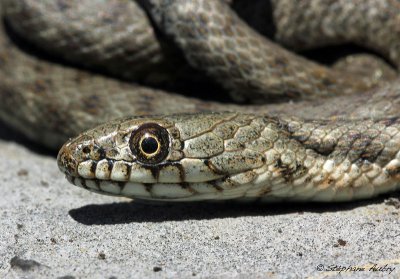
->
[2, 0, 400, 202]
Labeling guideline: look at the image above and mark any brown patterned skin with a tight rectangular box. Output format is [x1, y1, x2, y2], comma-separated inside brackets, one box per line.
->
[3, 0, 175, 82]
[271, 0, 400, 65]
[57, 112, 400, 202]
[2, 1, 400, 201]
[143, 0, 379, 102]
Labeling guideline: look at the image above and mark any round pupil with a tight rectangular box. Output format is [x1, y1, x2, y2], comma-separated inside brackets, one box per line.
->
[141, 136, 159, 154]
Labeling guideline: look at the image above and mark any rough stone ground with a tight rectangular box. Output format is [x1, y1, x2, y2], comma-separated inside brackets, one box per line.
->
[0, 121, 400, 279]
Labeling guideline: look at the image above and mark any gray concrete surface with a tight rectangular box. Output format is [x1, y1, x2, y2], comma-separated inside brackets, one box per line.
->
[1, 124, 400, 278]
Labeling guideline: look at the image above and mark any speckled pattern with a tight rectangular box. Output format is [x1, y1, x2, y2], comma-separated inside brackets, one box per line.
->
[144, 0, 378, 102]
[2, 1, 400, 201]
[58, 112, 400, 202]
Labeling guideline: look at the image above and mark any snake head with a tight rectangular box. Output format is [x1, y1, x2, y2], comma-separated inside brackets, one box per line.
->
[57, 112, 269, 201]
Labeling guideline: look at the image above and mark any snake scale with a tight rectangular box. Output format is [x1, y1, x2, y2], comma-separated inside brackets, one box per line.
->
[2, 0, 400, 202]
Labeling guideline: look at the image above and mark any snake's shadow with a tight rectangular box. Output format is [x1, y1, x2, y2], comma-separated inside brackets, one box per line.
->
[69, 193, 399, 225]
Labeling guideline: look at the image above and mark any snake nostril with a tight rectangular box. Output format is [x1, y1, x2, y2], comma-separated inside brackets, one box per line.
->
[82, 146, 91, 154]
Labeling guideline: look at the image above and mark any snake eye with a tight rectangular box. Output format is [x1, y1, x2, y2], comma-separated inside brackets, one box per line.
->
[130, 123, 170, 164]
[140, 135, 159, 155]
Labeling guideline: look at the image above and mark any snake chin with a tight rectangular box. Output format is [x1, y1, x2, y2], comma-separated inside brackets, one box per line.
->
[65, 174, 229, 202]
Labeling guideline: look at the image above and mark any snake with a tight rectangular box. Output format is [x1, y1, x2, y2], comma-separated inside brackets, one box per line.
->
[2, 0, 400, 202]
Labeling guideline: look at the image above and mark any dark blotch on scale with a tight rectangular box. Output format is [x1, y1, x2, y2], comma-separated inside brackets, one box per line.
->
[176, 164, 186, 182]
[144, 184, 153, 193]
[139, 164, 160, 180]
[82, 146, 91, 154]
[90, 161, 97, 174]
[107, 160, 114, 172]
[80, 179, 89, 190]
[117, 182, 126, 190]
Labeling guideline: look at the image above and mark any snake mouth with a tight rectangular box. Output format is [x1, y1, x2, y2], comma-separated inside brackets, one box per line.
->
[60, 155, 226, 183]
[64, 174, 239, 202]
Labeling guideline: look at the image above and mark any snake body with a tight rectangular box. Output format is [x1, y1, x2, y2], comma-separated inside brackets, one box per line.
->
[2, 0, 400, 202]
[58, 112, 400, 202]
